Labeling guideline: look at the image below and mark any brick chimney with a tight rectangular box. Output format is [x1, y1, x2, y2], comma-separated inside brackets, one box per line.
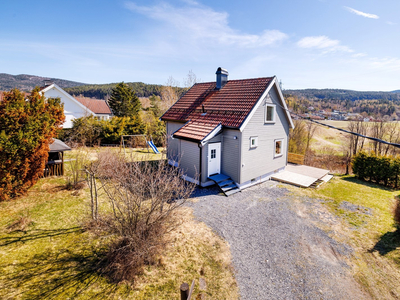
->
[216, 67, 228, 89]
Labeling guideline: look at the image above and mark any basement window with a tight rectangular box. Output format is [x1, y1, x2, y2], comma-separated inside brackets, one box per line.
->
[265, 104, 275, 123]
[250, 136, 258, 148]
[275, 139, 283, 157]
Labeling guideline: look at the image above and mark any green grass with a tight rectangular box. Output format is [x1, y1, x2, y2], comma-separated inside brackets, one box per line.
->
[0, 173, 237, 299]
[288, 176, 400, 299]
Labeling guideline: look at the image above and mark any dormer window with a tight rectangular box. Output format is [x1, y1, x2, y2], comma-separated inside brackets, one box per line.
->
[265, 104, 275, 123]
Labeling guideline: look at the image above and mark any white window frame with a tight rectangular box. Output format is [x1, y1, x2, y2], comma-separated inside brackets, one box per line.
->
[250, 136, 258, 148]
[274, 139, 283, 157]
[265, 104, 276, 123]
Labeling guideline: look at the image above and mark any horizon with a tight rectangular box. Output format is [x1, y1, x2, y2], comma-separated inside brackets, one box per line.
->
[1, 0, 400, 91]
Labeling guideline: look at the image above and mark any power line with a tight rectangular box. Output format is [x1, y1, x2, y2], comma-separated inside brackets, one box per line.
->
[276, 101, 400, 149]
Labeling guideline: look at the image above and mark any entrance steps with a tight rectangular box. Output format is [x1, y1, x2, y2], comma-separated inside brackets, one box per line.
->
[208, 174, 241, 196]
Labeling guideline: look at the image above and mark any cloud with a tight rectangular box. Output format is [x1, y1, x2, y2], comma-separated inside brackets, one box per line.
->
[344, 7, 379, 19]
[124, 2, 288, 48]
[386, 21, 397, 25]
[297, 36, 353, 53]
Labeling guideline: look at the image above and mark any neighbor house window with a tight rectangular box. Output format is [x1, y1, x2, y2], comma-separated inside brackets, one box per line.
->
[250, 136, 258, 148]
[275, 139, 283, 157]
[265, 104, 275, 123]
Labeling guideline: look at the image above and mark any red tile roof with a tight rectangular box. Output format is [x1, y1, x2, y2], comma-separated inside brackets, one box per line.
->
[161, 77, 274, 128]
[75, 97, 112, 114]
[173, 120, 221, 142]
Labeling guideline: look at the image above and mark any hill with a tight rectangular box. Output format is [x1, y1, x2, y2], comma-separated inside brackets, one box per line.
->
[0, 73, 86, 91]
[284, 88, 400, 101]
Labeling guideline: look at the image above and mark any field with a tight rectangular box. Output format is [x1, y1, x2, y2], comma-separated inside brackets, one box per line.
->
[0, 152, 238, 299]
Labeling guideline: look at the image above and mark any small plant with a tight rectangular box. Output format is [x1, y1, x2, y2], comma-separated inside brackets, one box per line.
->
[66, 146, 90, 190]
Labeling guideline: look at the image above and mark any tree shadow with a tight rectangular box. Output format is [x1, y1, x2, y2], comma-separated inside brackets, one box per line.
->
[0, 228, 133, 299]
[342, 176, 397, 192]
[0, 227, 84, 246]
[370, 229, 400, 256]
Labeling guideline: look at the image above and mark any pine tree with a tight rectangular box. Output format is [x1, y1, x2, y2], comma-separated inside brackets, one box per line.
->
[108, 82, 141, 118]
[0, 87, 65, 200]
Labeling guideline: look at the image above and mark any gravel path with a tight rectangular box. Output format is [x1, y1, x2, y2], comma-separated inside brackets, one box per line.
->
[189, 181, 370, 300]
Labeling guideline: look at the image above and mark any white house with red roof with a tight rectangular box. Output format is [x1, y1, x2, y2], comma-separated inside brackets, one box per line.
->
[161, 67, 294, 195]
[40, 82, 112, 128]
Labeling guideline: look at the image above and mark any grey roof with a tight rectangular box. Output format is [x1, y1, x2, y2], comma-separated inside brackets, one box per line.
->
[49, 139, 71, 152]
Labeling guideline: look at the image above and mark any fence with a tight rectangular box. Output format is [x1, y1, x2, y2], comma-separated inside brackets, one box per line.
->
[43, 161, 64, 177]
[288, 153, 305, 165]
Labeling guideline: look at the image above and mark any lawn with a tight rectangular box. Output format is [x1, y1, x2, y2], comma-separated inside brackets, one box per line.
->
[288, 176, 400, 299]
[0, 156, 238, 299]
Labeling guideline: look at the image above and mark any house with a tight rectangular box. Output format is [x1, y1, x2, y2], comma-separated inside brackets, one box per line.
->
[40, 82, 112, 128]
[161, 67, 294, 193]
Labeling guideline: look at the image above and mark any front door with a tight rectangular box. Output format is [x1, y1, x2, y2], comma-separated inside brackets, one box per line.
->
[208, 143, 221, 176]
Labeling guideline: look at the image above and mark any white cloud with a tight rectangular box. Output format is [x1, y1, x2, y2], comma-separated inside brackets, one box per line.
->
[297, 36, 353, 53]
[344, 7, 379, 19]
[124, 2, 288, 48]
[352, 53, 367, 58]
[386, 21, 397, 25]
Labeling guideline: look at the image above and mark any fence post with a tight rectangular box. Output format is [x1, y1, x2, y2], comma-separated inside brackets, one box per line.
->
[180, 282, 189, 300]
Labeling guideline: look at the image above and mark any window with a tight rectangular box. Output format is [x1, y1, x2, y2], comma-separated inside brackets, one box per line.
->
[265, 104, 275, 123]
[250, 136, 258, 148]
[275, 139, 283, 157]
[211, 149, 216, 159]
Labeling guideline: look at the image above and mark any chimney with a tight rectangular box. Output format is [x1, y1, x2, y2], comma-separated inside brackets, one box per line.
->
[216, 67, 228, 89]
[44, 80, 53, 87]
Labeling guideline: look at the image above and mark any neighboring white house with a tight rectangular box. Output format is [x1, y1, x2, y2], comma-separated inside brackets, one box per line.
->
[161, 67, 294, 195]
[40, 83, 112, 128]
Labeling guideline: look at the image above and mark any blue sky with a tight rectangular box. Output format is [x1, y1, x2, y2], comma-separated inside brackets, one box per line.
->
[1, 0, 399, 91]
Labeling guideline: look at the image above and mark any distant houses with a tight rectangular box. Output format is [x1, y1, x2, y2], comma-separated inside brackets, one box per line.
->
[40, 82, 112, 128]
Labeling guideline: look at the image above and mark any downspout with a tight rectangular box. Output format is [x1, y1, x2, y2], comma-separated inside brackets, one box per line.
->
[198, 143, 202, 185]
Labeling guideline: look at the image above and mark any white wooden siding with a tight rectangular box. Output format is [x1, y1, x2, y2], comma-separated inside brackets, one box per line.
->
[240, 85, 290, 183]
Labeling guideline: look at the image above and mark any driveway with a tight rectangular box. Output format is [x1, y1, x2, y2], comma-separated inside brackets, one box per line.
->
[190, 181, 370, 300]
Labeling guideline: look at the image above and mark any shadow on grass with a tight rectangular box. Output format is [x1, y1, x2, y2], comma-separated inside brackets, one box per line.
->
[370, 229, 400, 256]
[342, 176, 397, 192]
[0, 228, 133, 299]
[0, 227, 84, 246]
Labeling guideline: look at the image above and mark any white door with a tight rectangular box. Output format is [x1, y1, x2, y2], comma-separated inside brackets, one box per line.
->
[208, 143, 221, 176]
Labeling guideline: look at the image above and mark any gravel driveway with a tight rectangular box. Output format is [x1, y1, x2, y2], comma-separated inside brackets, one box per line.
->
[189, 181, 370, 300]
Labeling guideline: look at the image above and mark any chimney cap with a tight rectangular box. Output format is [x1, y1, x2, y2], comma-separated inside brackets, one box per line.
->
[43, 79, 54, 87]
[216, 67, 228, 75]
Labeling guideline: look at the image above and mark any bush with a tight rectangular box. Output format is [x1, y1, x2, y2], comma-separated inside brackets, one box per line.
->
[0, 88, 64, 200]
[90, 151, 196, 282]
[352, 152, 400, 188]
[393, 197, 400, 229]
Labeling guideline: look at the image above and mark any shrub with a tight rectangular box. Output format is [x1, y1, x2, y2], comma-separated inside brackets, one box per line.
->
[394, 197, 400, 229]
[91, 151, 196, 282]
[0, 88, 64, 200]
[352, 152, 400, 188]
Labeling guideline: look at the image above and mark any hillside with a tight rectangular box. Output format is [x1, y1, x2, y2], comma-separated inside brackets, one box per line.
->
[0, 73, 86, 91]
[284, 88, 400, 101]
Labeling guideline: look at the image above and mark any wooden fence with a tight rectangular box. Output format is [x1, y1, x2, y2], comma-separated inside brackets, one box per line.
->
[288, 153, 305, 165]
[43, 161, 64, 177]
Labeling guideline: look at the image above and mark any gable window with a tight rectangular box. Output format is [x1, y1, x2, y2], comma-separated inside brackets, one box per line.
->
[265, 104, 275, 123]
[275, 139, 283, 157]
[250, 136, 258, 148]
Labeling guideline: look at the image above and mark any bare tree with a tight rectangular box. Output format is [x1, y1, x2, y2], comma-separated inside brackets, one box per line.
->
[288, 119, 307, 154]
[369, 120, 387, 155]
[183, 70, 200, 88]
[160, 76, 180, 113]
[304, 120, 318, 164]
[91, 151, 196, 282]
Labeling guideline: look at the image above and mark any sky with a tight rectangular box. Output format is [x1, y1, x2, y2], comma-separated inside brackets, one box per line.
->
[1, 0, 400, 91]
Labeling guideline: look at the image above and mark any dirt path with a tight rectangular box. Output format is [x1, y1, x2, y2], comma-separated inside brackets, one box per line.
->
[190, 181, 370, 300]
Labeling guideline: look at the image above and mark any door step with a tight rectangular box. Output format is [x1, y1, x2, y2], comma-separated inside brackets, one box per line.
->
[208, 174, 241, 196]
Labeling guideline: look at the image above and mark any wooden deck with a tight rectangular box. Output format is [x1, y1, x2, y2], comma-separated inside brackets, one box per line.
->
[271, 164, 331, 188]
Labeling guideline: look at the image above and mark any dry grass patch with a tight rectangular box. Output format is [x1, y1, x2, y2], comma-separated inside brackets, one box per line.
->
[286, 176, 400, 299]
[0, 176, 237, 299]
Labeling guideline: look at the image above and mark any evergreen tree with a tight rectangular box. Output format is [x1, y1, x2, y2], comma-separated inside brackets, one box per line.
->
[108, 82, 141, 118]
[0, 87, 65, 200]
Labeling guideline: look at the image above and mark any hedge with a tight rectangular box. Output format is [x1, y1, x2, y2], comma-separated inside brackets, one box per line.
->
[352, 152, 400, 188]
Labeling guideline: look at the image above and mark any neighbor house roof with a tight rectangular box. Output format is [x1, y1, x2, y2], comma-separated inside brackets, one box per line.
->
[75, 97, 112, 114]
[161, 77, 274, 128]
